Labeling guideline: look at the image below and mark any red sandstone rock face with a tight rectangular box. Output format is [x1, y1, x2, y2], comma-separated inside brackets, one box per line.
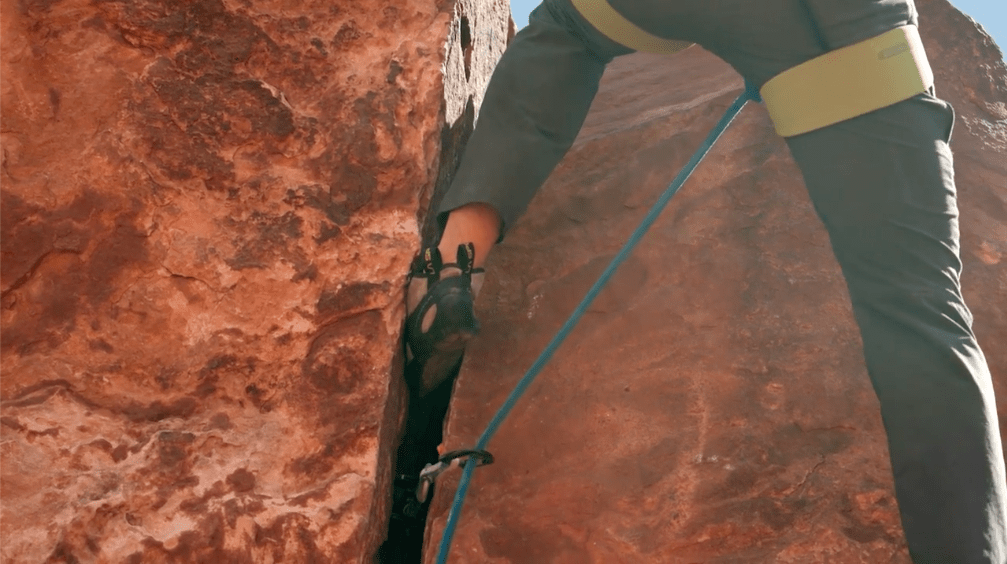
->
[0, 0, 509, 562]
[425, 1, 1006, 562]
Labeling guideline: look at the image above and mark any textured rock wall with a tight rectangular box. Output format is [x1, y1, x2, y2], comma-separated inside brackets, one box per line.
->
[0, 0, 510, 562]
[425, 0, 1006, 562]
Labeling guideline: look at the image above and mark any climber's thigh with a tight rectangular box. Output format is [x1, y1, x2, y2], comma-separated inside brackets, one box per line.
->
[603, 0, 968, 334]
[605, 0, 963, 311]
[784, 87, 966, 330]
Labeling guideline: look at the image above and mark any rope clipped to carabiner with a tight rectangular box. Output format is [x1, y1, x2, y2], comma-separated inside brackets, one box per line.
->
[432, 80, 763, 564]
[416, 449, 495, 504]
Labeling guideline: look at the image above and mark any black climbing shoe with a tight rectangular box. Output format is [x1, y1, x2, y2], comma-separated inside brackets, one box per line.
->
[405, 242, 484, 396]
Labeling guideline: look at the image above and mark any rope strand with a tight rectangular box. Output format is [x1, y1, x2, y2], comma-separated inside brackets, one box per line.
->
[434, 80, 762, 564]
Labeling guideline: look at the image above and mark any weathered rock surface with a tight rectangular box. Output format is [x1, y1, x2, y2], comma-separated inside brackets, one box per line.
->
[0, 0, 510, 562]
[425, 0, 1006, 562]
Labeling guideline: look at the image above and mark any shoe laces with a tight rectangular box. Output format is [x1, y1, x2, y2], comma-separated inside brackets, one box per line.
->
[411, 243, 483, 283]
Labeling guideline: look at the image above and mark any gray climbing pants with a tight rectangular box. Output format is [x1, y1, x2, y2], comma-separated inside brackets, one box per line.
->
[436, 0, 1007, 561]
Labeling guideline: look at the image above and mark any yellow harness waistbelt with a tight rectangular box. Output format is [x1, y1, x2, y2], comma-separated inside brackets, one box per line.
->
[568, 0, 934, 137]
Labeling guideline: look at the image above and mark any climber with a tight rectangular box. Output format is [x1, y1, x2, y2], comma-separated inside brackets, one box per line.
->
[403, 0, 1007, 562]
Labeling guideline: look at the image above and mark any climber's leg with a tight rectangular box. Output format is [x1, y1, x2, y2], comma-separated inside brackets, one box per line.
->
[785, 85, 1006, 564]
[622, 0, 1007, 560]
[780, 3, 1007, 561]
[406, 0, 634, 395]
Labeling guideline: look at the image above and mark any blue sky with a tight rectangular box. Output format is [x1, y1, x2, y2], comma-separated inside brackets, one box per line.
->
[509, 0, 1005, 58]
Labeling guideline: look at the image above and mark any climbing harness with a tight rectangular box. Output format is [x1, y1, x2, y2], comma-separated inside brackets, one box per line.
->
[760, 25, 933, 136]
[426, 4, 937, 562]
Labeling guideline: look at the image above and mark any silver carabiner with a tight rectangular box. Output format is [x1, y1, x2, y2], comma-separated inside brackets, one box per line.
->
[415, 449, 495, 503]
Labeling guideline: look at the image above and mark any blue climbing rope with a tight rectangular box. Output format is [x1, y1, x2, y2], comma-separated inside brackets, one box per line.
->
[434, 80, 763, 563]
